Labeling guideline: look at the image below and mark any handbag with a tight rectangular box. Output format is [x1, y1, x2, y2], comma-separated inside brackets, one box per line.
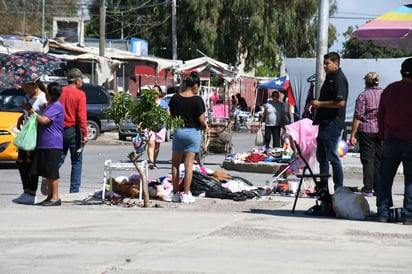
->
[13, 113, 38, 151]
[255, 127, 264, 146]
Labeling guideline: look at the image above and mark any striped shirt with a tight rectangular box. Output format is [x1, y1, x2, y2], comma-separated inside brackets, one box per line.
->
[354, 87, 383, 133]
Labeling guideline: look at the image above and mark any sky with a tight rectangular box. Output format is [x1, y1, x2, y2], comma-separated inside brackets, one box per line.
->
[329, 0, 411, 52]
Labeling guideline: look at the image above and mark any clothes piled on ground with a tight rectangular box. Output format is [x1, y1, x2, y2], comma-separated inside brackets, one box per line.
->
[225, 146, 295, 164]
[85, 164, 266, 204]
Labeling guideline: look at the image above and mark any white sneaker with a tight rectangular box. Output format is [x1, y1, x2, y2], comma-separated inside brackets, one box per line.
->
[12, 193, 37, 205]
[181, 192, 196, 204]
[164, 191, 181, 202]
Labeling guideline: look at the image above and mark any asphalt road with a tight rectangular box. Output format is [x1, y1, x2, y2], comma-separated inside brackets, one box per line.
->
[0, 131, 410, 274]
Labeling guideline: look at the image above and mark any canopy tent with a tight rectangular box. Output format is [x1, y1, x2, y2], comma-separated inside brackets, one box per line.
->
[174, 56, 237, 80]
[174, 56, 238, 119]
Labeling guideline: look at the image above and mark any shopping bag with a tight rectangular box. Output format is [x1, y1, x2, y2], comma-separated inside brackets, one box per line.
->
[13, 113, 38, 151]
[255, 127, 264, 146]
[332, 186, 370, 220]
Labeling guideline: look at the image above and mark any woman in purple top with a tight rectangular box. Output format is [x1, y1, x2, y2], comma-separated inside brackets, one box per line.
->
[349, 72, 383, 196]
[30, 82, 64, 206]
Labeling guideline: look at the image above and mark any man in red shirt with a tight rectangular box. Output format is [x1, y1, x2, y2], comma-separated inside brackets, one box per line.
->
[59, 68, 88, 193]
[377, 58, 412, 225]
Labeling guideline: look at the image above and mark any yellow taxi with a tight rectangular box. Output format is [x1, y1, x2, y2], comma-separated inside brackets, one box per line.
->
[0, 88, 24, 161]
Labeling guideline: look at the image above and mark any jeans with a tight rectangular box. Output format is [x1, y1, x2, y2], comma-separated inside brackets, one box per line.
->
[59, 127, 83, 193]
[358, 131, 381, 193]
[377, 135, 412, 221]
[316, 121, 343, 190]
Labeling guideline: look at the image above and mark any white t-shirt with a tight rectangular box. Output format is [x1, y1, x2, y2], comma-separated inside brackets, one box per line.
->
[24, 92, 47, 120]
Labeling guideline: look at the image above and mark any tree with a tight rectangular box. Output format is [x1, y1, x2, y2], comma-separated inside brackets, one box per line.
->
[341, 26, 410, 58]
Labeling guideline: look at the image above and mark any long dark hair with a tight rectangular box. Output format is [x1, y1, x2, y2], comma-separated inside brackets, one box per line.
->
[184, 71, 200, 87]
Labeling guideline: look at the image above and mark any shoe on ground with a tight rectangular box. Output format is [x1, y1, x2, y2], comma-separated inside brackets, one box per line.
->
[181, 192, 196, 204]
[12, 193, 37, 205]
[42, 199, 62, 206]
[403, 221, 412, 225]
[361, 191, 374, 197]
[40, 178, 48, 195]
[36, 198, 51, 206]
[376, 216, 393, 223]
[148, 162, 157, 170]
[164, 191, 181, 202]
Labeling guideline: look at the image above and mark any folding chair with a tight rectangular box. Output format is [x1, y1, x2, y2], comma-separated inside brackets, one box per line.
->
[291, 140, 331, 213]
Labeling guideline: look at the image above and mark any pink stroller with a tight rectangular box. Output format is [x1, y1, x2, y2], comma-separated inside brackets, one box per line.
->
[275, 119, 331, 213]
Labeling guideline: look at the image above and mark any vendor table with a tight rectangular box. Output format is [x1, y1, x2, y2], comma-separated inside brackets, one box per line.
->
[103, 160, 148, 203]
[222, 160, 285, 174]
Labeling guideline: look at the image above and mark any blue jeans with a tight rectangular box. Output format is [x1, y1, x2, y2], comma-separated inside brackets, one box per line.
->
[377, 135, 412, 221]
[59, 127, 83, 193]
[316, 121, 343, 190]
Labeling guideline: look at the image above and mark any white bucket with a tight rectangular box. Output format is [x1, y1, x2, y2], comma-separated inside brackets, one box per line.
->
[288, 180, 299, 194]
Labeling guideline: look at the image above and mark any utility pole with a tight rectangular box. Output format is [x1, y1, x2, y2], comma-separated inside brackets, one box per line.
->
[42, 0, 45, 41]
[120, 11, 124, 40]
[171, 0, 177, 60]
[99, 0, 106, 57]
[315, 0, 329, 99]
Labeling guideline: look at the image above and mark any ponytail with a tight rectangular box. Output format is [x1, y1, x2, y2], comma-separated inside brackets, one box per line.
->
[185, 71, 200, 87]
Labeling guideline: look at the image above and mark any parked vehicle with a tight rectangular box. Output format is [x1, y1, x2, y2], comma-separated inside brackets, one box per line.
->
[118, 94, 175, 141]
[0, 83, 116, 150]
[78, 83, 117, 140]
[0, 107, 22, 161]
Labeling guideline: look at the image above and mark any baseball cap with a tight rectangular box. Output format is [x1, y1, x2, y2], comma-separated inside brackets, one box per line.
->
[67, 68, 83, 80]
[363, 72, 379, 84]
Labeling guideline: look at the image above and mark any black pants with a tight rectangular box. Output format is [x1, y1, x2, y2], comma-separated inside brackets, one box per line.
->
[358, 131, 382, 193]
[264, 125, 281, 148]
[17, 150, 39, 192]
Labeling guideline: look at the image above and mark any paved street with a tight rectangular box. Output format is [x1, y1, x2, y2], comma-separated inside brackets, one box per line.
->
[0, 131, 410, 274]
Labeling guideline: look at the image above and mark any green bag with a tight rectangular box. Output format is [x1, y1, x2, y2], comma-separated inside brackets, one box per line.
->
[13, 113, 38, 151]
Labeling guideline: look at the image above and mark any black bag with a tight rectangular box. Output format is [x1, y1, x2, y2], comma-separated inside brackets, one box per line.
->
[190, 172, 254, 201]
[205, 184, 248, 201]
[190, 171, 220, 196]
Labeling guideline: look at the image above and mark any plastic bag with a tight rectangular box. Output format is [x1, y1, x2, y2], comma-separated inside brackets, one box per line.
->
[13, 113, 38, 151]
[255, 127, 264, 146]
[132, 134, 145, 154]
[332, 187, 370, 220]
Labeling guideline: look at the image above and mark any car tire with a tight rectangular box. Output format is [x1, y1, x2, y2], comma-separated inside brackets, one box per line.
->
[87, 120, 100, 140]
